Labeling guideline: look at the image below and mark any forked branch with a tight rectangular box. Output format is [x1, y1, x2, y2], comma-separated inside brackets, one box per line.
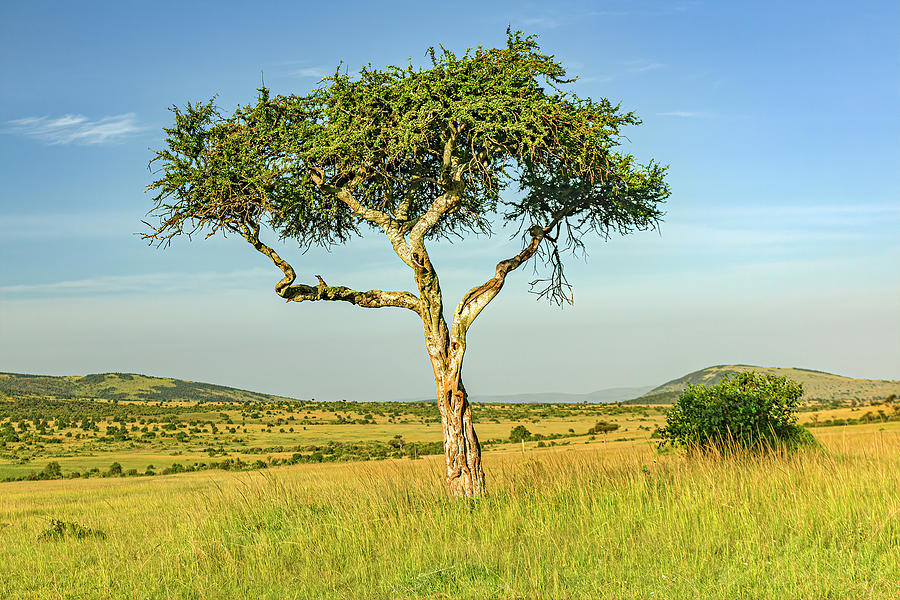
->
[409, 130, 464, 248]
[308, 168, 416, 268]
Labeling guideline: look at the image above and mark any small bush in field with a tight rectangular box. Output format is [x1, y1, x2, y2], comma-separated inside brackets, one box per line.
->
[588, 420, 619, 435]
[509, 425, 531, 442]
[38, 519, 106, 541]
[659, 371, 815, 451]
[42, 461, 62, 479]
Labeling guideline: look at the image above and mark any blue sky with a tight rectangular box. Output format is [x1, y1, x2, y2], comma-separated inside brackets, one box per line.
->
[1, 0, 897, 400]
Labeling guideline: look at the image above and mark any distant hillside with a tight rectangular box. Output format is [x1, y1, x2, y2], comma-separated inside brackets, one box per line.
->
[628, 365, 900, 405]
[4, 366, 896, 407]
[0, 372, 651, 405]
[0, 372, 298, 404]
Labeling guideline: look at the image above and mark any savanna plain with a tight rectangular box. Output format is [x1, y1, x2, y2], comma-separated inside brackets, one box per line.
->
[1, 374, 898, 599]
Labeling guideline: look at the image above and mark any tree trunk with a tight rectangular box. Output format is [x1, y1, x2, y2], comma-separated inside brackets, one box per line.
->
[429, 343, 485, 498]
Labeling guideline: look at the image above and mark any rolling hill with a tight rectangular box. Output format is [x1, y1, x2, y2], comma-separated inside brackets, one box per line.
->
[2, 365, 897, 406]
[0, 371, 652, 405]
[628, 365, 900, 405]
[0, 372, 298, 404]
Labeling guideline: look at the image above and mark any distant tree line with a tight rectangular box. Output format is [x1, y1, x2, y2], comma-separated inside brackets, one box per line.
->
[2, 436, 447, 482]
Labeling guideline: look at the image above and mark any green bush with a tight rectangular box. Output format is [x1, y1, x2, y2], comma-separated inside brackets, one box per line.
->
[588, 420, 620, 435]
[509, 425, 531, 442]
[38, 519, 106, 541]
[42, 461, 62, 479]
[659, 371, 815, 451]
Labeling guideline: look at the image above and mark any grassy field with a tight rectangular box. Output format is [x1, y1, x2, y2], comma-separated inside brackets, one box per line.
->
[1, 414, 898, 599]
[0, 397, 667, 480]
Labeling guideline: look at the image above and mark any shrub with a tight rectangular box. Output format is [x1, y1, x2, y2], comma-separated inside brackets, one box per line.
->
[41, 461, 62, 479]
[509, 425, 531, 442]
[659, 371, 815, 451]
[588, 420, 620, 435]
[161, 463, 188, 475]
[39, 519, 106, 541]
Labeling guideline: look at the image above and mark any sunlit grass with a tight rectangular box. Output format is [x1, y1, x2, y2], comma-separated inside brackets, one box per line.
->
[0, 403, 666, 479]
[1, 424, 897, 599]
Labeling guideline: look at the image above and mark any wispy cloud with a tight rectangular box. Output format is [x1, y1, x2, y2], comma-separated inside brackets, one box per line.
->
[686, 202, 900, 227]
[671, 1, 700, 13]
[706, 202, 900, 217]
[519, 16, 563, 29]
[662, 224, 865, 246]
[0, 261, 420, 299]
[626, 60, 665, 73]
[6, 113, 145, 145]
[290, 66, 328, 78]
[0, 269, 275, 298]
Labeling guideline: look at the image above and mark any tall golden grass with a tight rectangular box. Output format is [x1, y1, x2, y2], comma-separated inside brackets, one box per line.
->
[1, 426, 898, 599]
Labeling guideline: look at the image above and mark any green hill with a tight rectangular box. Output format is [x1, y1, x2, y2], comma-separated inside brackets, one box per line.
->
[4, 366, 897, 407]
[0, 372, 297, 404]
[628, 365, 900, 405]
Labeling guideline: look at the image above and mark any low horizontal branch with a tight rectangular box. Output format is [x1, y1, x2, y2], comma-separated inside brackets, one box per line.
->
[282, 278, 423, 312]
[238, 223, 422, 314]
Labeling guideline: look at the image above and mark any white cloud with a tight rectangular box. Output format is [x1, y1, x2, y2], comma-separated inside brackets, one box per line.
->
[0, 262, 422, 300]
[519, 16, 563, 28]
[626, 60, 665, 73]
[290, 67, 328, 78]
[681, 202, 900, 227]
[0, 269, 275, 297]
[662, 223, 865, 246]
[671, 1, 700, 12]
[715, 203, 899, 217]
[6, 113, 145, 145]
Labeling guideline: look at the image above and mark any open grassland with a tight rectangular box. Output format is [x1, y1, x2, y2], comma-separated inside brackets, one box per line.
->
[4, 391, 899, 481]
[1, 422, 898, 599]
[0, 398, 667, 479]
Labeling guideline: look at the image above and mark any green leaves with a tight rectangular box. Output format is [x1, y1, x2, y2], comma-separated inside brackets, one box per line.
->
[660, 372, 813, 451]
[509, 425, 532, 442]
[145, 30, 670, 304]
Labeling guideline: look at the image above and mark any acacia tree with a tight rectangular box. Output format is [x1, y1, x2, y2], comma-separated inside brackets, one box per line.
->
[145, 31, 669, 497]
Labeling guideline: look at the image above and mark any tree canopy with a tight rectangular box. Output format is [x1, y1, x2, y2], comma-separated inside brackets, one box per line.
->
[147, 29, 668, 305]
[146, 29, 670, 497]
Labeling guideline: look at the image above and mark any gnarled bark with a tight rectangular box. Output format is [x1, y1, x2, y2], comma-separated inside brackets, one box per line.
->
[427, 335, 484, 498]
